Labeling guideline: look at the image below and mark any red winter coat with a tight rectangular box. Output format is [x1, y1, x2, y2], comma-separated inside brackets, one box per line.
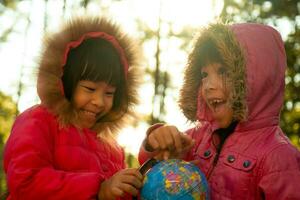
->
[4, 16, 140, 200]
[139, 23, 300, 199]
[4, 105, 126, 200]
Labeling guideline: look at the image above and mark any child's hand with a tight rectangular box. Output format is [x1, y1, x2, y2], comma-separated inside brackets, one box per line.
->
[98, 168, 143, 200]
[145, 125, 195, 160]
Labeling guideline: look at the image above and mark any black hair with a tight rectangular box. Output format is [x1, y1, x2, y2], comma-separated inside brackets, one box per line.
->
[61, 38, 127, 119]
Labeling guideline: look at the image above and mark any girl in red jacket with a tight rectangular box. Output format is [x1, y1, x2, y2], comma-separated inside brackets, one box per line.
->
[139, 23, 300, 199]
[3, 15, 143, 200]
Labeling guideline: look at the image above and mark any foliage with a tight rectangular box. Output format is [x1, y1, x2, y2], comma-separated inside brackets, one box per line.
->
[125, 152, 140, 168]
[0, 0, 18, 10]
[135, 18, 196, 124]
[0, 92, 17, 138]
[0, 91, 17, 195]
[221, 0, 299, 22]
[282, 28, 300, 149]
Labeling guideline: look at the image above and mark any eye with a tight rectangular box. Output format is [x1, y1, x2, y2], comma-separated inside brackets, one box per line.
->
[218, 66, 227, 75]
[200, 71, 208, 79]
[106, 91, 115, 96]
[82, 85, 95, 92]
[106, 87, 116, 96]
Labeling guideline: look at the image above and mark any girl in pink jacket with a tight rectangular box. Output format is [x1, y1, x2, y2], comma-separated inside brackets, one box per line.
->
[139, 23, 300, 199]
[3, 16, 143, 200]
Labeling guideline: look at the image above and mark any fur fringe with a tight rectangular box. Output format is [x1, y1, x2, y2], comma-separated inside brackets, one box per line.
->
[37, 15, 142, 139]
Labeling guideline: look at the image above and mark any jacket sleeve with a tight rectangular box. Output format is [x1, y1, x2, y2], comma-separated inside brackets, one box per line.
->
[258, 144, 300, 199]
[3, 114, 103, 200]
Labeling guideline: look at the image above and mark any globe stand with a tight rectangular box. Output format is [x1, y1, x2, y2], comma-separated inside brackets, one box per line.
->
[133, 158, 159, 200]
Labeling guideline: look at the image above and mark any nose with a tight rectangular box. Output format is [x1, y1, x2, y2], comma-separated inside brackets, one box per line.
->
[202, 74, 220, 92]
[91, 92, 105, 108]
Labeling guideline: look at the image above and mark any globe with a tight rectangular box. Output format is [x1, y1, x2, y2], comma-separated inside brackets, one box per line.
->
[140, 159, 209, 200]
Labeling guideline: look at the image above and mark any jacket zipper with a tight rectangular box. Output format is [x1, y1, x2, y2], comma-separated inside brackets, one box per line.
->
[206, 152, 219, 180]
[205, 121, 238, 180]
[206, 132, 233, 180]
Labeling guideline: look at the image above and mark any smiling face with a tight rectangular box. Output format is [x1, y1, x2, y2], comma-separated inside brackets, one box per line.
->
[200, 63, 233, 128]
[72, 80, 116, 129]
[62, 38, 128, 129]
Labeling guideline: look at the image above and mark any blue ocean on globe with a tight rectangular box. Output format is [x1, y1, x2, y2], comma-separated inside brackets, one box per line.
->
[140, 159, 210, 200]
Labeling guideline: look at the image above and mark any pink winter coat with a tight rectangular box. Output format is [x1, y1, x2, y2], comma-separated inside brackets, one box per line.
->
[4, 105, 126, 200]
[139, 23, 300, 199]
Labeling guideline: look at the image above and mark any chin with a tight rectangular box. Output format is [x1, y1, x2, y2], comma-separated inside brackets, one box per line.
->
[218, 124, 228, 129]
[80, 121, 94, 129]
[217, 121, 231, 129]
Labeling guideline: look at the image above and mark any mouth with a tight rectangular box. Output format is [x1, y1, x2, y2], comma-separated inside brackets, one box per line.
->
[207, 98, 226, 110]
[81, 109, 98, 119]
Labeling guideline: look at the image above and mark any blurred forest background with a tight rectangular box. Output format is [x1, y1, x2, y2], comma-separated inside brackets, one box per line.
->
[0, 0, 299, 195]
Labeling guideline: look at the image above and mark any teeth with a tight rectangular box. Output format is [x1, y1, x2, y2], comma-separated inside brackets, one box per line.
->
[211, 99, 221, 103]
[83, 110, 96, 117]
[209, 99, 224, 106]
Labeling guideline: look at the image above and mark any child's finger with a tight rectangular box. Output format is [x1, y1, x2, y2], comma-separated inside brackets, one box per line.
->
[111, 186, 124, 197]
[147, 133, 160, 150]
[181, 139, 195, 153]
[154, 153, 164, 160]
[123, 168, 143, 180]
[161, 128, 175, 151]
[119, 182, 139, 196]
[170, 128, 183, 152]
[121, 175, 143, 189]
[163, 150, 170, 160]
[134, 170, 143, 180]
[180, 134, 193, 143]
[180, 134, 194, 147]
[155, 129, 174, 150]
[189, 159, 200, 166]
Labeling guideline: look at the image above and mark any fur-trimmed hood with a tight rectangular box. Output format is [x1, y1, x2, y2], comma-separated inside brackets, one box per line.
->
[179, 23, 286, 130]
[37, 15, 141, 137]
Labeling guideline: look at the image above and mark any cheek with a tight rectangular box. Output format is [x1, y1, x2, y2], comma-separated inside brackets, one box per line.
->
[72, 92, 88, 109]
[105, 97, 114, 110]
[200, 86, 206, 100]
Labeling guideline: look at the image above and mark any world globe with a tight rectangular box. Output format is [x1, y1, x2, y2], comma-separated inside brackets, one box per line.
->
[140, 159, 209, 200]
